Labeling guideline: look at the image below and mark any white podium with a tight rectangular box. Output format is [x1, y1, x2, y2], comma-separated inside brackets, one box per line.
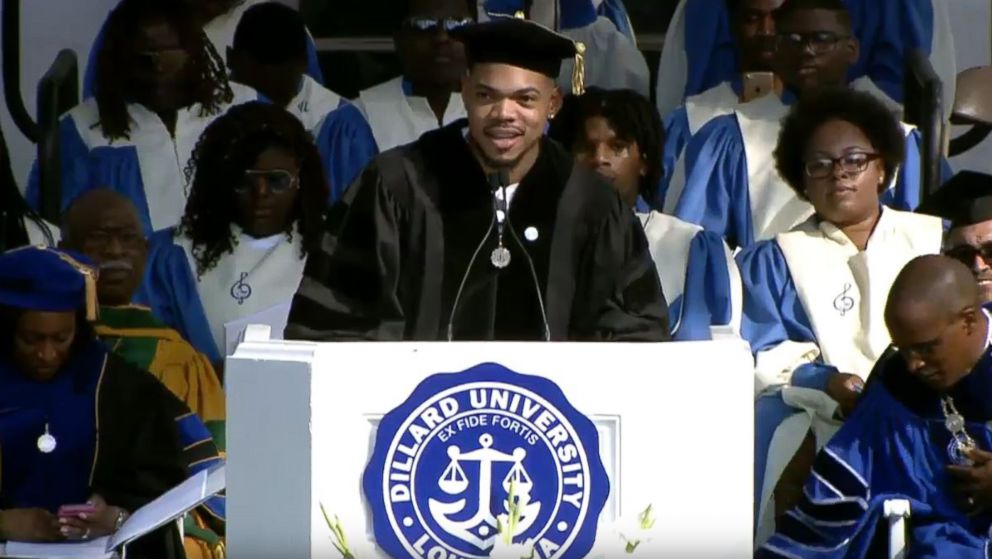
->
[225, 330, 754, 558]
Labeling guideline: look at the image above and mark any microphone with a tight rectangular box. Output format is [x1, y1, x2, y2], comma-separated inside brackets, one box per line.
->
[493, 170, 552, 342]
[445, 175, 499, 341]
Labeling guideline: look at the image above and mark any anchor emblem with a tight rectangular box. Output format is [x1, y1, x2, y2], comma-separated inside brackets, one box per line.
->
[428, 433, 541, 551]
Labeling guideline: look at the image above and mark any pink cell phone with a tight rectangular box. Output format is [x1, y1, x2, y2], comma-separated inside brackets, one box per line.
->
[58, 504, 97, 518]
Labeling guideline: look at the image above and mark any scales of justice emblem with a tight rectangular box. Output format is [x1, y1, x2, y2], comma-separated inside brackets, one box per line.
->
[364, 364, 609, 559]
[429, 433, 541, 550]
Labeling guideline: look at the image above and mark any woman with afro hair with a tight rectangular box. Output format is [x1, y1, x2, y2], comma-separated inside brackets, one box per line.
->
[738, 87, 944, 542]
[137, 101, 328, 366]
[26, 0, 259, 236]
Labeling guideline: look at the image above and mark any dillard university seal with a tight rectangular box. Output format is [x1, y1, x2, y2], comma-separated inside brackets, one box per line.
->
[363, 363, 609, 559]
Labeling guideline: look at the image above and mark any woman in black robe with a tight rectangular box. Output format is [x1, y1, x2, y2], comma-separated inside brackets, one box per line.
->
[0, 246, 211, 558]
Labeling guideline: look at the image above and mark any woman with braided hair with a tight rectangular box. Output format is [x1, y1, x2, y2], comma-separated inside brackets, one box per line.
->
[137, 101, 328, 366]
[25, 0, 259, 236]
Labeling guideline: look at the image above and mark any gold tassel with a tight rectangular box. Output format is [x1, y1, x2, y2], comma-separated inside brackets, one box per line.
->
[572, 41, 586, 96]
[54, 250, 99, 322]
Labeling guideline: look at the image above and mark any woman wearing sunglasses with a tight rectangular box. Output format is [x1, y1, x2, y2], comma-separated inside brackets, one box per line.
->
[738, 88, 944, 542]
[136, 102, 327, 367]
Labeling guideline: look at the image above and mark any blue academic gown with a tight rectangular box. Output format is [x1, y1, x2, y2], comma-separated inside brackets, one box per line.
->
[25, 87, 259, 236]
[661, 0, 939, 106]
[596, 0, 635, 41]
[673, 108, 924, 249]
[314, 102, 379, 206]
[135, 228, 222, 365]
[738, 240, 839, 521]
[640, 210, 737, 341]
[0, 339, 224, 520]
[757, 341, 992, 559]
[81, 2, 323, 98]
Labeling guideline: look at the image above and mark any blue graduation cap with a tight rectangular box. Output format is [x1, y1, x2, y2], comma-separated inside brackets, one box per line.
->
[0, 246, 98, 320]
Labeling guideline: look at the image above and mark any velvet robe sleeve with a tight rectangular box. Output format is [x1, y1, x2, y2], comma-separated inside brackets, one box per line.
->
[674, 114, 753, 248]
[135, 228, 221, 364]
[758, 368, 992, 559]
[673, 229, 734, 341]
[738, 240, 838, 395]
[315, 103, 380, 205]
[285, 160, 410, 341]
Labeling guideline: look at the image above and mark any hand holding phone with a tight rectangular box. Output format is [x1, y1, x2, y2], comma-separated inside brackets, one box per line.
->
[57, 504, 97, 519]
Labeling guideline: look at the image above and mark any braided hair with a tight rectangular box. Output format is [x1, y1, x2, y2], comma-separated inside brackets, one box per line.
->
[94, 0, 233, 141]
[178, 102, 328, 277]
[548, 87, 665, 204]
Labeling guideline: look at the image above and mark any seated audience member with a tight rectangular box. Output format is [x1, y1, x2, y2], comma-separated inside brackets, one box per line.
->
[920, 171, 992, 305]
[671, 0, 923, 249]
[26, 0, 258, 236]
[60, 190, 226, 559]
[83, 0, 324, 97]
[655, 0, 954, 118]
[659, 0, 783, 204]
[286, 17, 668, 342]
[758, 256, 992, 559]
[1, 125, 56, 249]
[481, 0, 651, 97]
[60, 189, 224, 442]
[228, 2, 345, 136]
[0, 247, 220, 557]
[139, 102, 326, 365]
[549, 87, 740, 340]
[739, 89, 942, 541]
[318, 0, 473, 203]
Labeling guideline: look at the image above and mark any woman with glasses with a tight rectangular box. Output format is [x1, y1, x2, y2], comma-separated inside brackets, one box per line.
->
[668, 0, 931, 250]
[738, 88, 943, 542]
[25, 0, 259, 237]
[318, 0, 475, 204]
[137, 102, 327, 366]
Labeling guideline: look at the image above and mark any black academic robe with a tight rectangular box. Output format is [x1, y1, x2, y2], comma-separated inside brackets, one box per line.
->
[287, 120, 670, 341]
[0, 342, 197, 558]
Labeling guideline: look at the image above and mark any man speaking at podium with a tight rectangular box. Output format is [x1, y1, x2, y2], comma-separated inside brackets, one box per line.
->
[286, 16, 668, 342]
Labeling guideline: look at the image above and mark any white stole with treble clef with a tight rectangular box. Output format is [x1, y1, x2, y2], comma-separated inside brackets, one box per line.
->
[177, 226, 307, 356]
[775, 208, 941, 378]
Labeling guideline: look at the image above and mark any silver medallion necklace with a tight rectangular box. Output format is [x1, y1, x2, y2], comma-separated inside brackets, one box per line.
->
[37, 422, 57, 454]
[941, 395, 976, 466]
[490, 189, 511, 269]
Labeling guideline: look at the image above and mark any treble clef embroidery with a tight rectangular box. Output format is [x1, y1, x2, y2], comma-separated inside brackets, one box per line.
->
[833, 282, 855, 317]
[230, 272, 252, 305]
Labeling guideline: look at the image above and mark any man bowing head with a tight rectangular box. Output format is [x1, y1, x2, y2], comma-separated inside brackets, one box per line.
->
[286, 15, 669, 342]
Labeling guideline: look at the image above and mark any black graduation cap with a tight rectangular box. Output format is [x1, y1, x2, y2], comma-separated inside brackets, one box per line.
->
[450, 14, 586, 95]
[919, 170, 992, 227]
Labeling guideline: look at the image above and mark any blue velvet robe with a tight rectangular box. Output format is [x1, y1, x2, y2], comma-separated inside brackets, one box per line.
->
[758, 339, 992, 558]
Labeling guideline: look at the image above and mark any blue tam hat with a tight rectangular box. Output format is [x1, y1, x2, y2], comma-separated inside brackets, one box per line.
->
[0, 246, 98, 321]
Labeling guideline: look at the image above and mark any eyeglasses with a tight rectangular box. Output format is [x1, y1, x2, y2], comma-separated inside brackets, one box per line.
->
[776, 31, 850, 54]
[946, 242, 992, 266]
[803, 152, 881, 179]
[892, 316, 962, 361]
[235, 169, 299, 194]
[134, 49, 190, 73]
[401, 16, 474, 34]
